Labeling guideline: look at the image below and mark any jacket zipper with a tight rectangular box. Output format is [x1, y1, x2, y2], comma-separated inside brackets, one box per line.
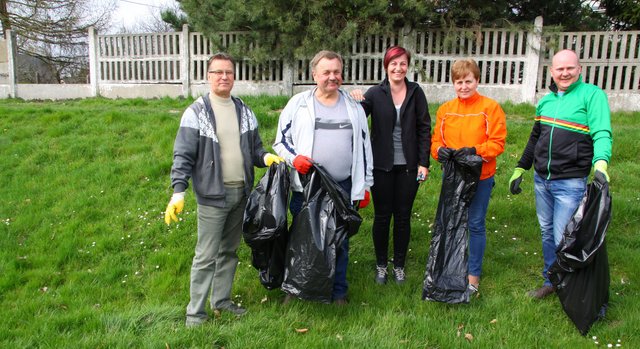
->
[546, 94, 562, 180]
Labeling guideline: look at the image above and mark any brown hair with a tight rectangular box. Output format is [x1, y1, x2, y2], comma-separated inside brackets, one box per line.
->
[207, 52, 235, 69]
[451, 59, 480, 81]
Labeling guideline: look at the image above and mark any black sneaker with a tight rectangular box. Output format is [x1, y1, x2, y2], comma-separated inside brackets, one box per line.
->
[375, 265, 388, 284]
[392, 267, 406, 284]
[214, 302, 247, 316]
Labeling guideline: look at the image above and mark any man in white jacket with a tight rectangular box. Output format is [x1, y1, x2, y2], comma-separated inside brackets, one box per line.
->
[273, 50, 373, 305]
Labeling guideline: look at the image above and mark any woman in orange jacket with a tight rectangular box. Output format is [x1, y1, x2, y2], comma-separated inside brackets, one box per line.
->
[431, 59, 507, 295]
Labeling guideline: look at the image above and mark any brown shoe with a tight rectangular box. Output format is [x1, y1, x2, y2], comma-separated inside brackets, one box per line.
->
[283, 294, 295, 304]
[527, 285, 555, 299]
[333, 298, 348, 306]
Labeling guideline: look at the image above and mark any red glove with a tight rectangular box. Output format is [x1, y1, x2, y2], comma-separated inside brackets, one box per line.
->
[359, 191, 371, 209]
[293, 155, 313, 174]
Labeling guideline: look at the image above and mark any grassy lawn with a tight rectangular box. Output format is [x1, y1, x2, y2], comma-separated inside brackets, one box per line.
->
[0, 95, 638, 348]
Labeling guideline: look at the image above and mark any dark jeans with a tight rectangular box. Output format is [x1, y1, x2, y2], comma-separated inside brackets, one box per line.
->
[289, 177, 352, 301]
[371, 165, 419, 268]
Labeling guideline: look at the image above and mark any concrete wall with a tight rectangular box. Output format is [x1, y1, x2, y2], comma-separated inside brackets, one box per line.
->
[1, 25, 638, 111]
[99, 84, 183, 99]
[191, 81, 291, 97]
[535, 91, 640, 112]
[16, 84, 93, 100]
[4, 80, 636, 112]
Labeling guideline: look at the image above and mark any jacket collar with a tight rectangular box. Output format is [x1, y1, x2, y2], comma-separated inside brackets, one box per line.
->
[457, 91, 481, 104]
[380, 77, 416, 100]
[549, 74, 583, 94]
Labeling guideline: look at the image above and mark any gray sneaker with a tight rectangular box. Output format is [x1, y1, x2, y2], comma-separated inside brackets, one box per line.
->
[392, 267, 406, 284]
[375, 265, 388, 285]
[214, 302, 247, 316]
[467, 283, 479, 297]
[185, 317, 207, 327]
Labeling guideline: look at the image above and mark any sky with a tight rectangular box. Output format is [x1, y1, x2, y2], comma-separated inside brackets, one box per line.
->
[110, 0, 178, 31]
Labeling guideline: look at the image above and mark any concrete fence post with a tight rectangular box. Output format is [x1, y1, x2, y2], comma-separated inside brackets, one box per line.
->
[282, 60, 294, 96]
[522, 16, 543, 104]
[88, 26, 99, 97]
[6, 29, 17, 98]
[181, 24, 191, 98]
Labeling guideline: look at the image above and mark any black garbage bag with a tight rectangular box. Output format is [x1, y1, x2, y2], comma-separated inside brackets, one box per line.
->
[548, 171, 611, 335]
[281, 163, 362, 303]
[422, 153, 483, 304]
[243, 162, 290, 290]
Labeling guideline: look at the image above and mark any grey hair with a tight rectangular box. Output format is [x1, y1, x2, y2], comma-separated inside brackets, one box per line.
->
[310, 50, 343, 71]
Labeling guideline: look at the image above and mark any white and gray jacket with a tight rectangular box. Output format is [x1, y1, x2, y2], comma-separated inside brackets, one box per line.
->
[273, 88, 373, 201]
[170, 93, 268, 207]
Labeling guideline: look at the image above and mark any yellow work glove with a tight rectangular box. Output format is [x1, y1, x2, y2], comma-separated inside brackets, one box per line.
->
[509, 167, 526, 195]
[164, 192, 185, 225]
[264, 153, 284, 166]
[594, 160, 609, 182]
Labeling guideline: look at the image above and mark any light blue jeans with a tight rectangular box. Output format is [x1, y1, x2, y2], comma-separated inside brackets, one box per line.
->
[468, 176, 495, 277]
[534, 173, 587, 286]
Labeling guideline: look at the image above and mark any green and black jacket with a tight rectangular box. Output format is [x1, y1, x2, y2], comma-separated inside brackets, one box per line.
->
[517, 76, 612, 180]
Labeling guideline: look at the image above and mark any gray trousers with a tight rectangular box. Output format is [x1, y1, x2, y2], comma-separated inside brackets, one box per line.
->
[186, 187, 246, 323]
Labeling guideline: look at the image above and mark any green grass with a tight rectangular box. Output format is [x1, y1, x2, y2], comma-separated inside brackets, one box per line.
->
[0, 96, 638, 348]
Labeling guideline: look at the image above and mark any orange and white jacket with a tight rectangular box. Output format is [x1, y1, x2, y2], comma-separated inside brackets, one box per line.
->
[430, 92, 507, 180]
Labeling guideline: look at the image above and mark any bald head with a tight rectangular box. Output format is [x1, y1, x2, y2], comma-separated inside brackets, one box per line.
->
[550, 49, 581, 92]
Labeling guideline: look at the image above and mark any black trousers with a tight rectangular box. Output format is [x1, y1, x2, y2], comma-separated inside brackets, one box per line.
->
[371, 165, 419, 268]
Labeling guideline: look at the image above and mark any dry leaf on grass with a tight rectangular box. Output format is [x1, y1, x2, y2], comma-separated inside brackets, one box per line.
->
[456, 323, 464, 337]
[490, 319, 498, 324]
[464, 333, 474, 341]
[295, 328, 309, 334]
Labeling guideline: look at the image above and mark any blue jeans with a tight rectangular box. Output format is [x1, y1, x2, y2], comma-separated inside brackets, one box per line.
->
[534, 173, 587, 286]
[468, 176, 495, 277]
[290, 178, 352, 301]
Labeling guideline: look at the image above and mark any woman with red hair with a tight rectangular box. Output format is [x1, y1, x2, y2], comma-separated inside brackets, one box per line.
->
[353, 46, 432, 284]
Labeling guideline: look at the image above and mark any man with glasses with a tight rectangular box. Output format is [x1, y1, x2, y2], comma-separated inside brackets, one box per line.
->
[165, 52, 282, 326]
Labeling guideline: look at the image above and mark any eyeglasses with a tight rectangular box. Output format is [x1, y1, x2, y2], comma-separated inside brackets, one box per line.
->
[208, 70, 235, 77]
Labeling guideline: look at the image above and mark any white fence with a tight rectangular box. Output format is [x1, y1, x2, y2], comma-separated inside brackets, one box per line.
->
[2, 18, 639, 111]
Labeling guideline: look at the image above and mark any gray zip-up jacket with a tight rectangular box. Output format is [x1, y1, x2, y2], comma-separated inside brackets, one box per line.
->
[273, 88, 373, 201]
[170, 93, 268, 207]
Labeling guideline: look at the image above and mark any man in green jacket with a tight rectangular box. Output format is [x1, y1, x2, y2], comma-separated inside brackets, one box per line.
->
[509, 49, 613, 299]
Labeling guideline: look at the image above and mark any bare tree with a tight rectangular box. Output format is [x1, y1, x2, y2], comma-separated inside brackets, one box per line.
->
[0, 0, 116, 82]
[113, 3, 187, 34]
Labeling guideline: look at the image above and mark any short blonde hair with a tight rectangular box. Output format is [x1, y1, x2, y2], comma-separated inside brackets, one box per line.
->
[451, 59, 480, 81]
